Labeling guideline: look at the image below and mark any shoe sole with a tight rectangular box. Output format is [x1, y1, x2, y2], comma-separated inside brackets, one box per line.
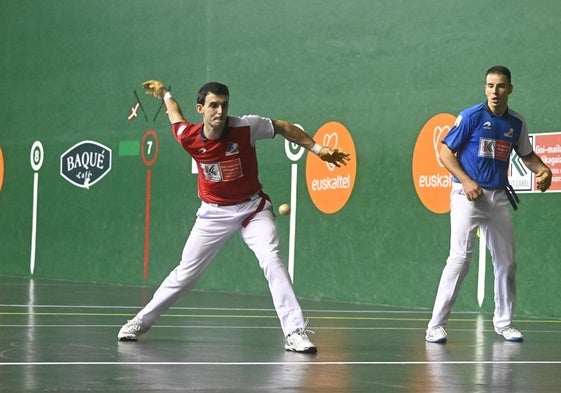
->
[495, 330, 523, 342]
[118, 336, 139, 341]
[285, 346, 318, 354]
[425, 337, 447, 343]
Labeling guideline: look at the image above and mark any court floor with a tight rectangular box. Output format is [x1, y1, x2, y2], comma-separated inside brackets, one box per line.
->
[1, 277, 560, 392]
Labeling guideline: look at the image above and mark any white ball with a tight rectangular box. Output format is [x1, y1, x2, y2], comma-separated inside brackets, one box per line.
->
[278, 203, 291, 216]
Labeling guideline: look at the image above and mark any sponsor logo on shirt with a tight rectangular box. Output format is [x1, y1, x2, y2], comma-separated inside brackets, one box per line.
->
[176, 125, 187, 136]
[454, 115, 462, 127]
[200, 158, 243, 182]
[478, 138, 511, 161]
[225, 142, 240, 156]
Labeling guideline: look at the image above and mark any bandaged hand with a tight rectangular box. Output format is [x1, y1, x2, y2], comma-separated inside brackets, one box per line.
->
[536, 168, 552, 192]
[141, 80, 167, 100]
[318, 147, 351, 168]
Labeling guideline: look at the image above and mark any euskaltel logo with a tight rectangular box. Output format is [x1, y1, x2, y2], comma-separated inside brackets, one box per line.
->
[412, 113, 456, 214]
[306, 121, 356, 214]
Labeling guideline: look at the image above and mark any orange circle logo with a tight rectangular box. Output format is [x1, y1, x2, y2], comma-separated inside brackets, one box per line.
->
[412, 113, 456, 214]
[0, 147, 4, 193]
[306, 121, 356, 214]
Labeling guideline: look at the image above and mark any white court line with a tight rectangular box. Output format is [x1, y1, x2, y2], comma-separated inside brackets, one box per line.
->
[30, 172, 39, 275]
[287, 162, 298, 282]
[1, 305, 559, 324]
[0, 324, 420, 330]
[1, 360, 561, 367]
[2, 304, 560, 323]
[0, 304, 451, 314]
[1, 324, 559, 334]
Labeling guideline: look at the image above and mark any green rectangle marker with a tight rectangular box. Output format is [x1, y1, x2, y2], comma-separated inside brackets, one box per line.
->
[119, 140, 140, 156]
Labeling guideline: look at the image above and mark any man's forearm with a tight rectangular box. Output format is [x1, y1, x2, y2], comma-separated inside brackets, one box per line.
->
[522, 151, 549, 174]
[273, 120, 316, 149]
[163, 93, 185, 124]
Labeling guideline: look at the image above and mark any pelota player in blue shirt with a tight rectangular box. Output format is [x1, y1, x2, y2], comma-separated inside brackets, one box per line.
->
[426, 65, 552, 343]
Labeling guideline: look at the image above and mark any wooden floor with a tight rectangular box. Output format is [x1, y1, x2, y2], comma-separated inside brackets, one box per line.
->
[1, 277, 560, 392]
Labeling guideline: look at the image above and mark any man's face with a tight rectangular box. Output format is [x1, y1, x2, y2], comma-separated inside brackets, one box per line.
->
[485, 73, 513, 115]
[197, 93, 229, 129]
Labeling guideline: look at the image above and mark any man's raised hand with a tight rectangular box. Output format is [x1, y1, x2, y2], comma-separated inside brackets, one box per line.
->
[318, 147, 351, 167]
[141, 80, 166, 100]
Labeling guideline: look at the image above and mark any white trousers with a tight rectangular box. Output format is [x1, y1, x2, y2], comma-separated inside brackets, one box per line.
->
[428, 183, 517, 331]
[133, 195, 305, 336]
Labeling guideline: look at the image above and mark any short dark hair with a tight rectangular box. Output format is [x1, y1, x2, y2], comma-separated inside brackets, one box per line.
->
[197, 82, 229, 105]
[486, 65, 512, 85]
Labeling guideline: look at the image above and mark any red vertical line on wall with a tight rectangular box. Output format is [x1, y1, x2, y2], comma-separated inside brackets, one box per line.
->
[143, 168, 152, 280]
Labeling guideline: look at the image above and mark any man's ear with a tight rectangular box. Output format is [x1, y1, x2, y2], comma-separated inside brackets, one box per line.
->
[196, 103, 204, 114]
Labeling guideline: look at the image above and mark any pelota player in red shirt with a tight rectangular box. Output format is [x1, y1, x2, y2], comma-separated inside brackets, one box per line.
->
[118, 80, 350, 353]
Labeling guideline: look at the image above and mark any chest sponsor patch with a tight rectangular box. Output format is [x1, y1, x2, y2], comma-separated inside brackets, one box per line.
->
[478, 138, 512, 161]
[200, 158, 243, 182]
[225, 142, 240, 156]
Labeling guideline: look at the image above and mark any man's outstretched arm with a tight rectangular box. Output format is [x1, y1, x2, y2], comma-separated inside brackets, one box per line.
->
[141, 80, 186, 124]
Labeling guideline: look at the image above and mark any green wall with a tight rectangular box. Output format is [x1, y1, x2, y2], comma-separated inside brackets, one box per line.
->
[1, 0, 560, 318]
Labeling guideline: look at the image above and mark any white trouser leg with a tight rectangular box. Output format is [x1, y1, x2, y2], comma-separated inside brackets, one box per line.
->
[241, 201, 305, 336]
[135, 203, 236, 326]
[483, 191, 516, 330]
[428, 185, 517, 331]
[428, 184, 480, 329]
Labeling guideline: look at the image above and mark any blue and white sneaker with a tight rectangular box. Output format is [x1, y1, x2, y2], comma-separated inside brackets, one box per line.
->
[118, 319, 150, 341]
[285, 321, 317, 353]
[425, 326, 447, 343]
[496, 326, 523, 342]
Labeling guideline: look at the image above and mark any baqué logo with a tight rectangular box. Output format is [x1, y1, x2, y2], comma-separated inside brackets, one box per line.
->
[412, 113, 456, 214]
[306, 121, 356, 214]
[60, 140, 112, 189]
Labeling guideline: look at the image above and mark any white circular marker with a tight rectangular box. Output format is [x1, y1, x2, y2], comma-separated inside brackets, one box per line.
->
[30, 141, 44, 171]
[284, 124, 306, 162]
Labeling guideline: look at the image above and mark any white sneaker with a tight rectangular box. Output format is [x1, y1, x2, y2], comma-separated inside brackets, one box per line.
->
[425, 326, 447, 343]
[118, 320, 150, 341]
[285, 321, 317, 353]
[496, 326, 523, 342]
